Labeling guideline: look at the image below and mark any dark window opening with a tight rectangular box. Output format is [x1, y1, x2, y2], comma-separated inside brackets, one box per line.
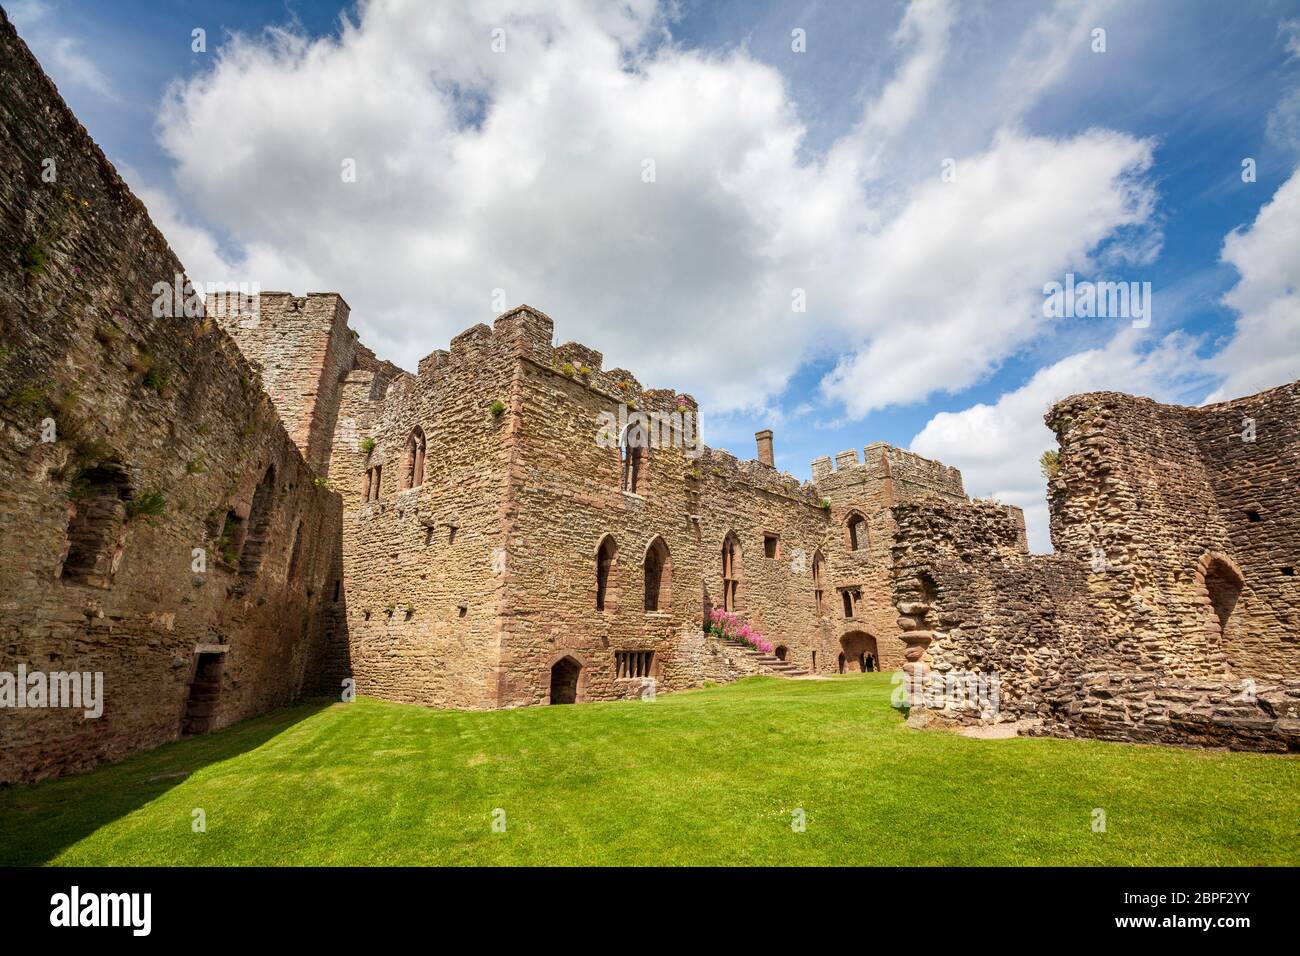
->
[60, 464, 131, 588]
[1246, 510, 1262, 522]
[615, 649, 654, 679]
[332, 579, 342, 602]
[644, 537, 671, 612]
[763, 534, 779, 559]
[596, 535, 617, 611]
[1283, 567, 1295, 577]
[847, 513, 867, 551]
[841, 590, 854, 618]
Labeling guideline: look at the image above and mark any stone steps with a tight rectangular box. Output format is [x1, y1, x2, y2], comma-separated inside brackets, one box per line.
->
[720, 638, 809, 677]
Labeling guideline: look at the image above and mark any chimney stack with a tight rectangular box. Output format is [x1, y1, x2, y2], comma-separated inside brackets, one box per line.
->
[756, 429, 775, 467]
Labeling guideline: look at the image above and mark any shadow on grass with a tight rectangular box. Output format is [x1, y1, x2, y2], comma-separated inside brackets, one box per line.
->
[0, 698, 332, 866]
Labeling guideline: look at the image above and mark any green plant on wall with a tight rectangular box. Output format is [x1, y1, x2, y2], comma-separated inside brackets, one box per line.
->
[126, 491, 166, 521]
[360, 437, 376, 455]
[1039, 449, 1060, 479]
[489, 399, 506, 418]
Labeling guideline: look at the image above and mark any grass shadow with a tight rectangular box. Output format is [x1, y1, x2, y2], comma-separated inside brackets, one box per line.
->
[0, 698, 332, 866]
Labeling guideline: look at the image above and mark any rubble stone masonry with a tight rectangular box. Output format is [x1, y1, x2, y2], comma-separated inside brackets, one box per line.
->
[2, 9, 1295, 786]
[0, 13, 341, 784]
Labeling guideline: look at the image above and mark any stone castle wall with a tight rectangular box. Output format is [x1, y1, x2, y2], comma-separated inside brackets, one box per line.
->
[0, 13, 342, 784]
[318, 317, 524, 709]
[891, 387, 1300, 751]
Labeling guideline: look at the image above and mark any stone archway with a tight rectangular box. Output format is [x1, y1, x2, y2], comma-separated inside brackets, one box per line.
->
[1194, 551, 1247, 668]
[840, 631, 878, 673]
[774, 645, 788, 661]
[549, 656, 582, 704]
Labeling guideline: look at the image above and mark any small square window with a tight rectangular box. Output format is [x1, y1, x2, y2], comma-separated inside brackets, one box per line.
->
[1246, 510, 1262, 522]
[1282, 567, 1295, 577]
[763, 534, 779, 559]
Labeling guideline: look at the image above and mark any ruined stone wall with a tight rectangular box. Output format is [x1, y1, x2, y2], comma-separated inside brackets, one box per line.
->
[319, 316, 522, 710]
[890, 501, 1100, 722]
[1188, 383, 1300, 677]
[0, 13, 341, 783]
[889, 384, 1299, 750]
[1047, 390, 1296, 681]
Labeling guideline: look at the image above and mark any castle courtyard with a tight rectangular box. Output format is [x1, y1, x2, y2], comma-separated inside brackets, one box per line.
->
[3, 675, 1296, 867]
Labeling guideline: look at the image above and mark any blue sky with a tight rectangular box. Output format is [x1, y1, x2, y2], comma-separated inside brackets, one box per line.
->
[9, 0, 1299, 550]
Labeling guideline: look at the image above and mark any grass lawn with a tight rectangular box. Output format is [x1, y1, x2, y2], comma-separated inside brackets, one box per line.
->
[1, 674, 1297, 866]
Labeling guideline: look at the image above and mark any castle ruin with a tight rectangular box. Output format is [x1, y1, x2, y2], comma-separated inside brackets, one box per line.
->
[1, 11, 1295, 785]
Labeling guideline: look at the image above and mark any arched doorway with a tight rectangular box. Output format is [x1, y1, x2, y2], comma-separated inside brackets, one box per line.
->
[774, 645, 788, 661]
[550, 656, 581, 704]
[840, 631, 878, 673]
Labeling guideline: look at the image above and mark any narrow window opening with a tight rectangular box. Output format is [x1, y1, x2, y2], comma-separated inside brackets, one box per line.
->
[621, 420, 649, 494]
[847, 513, 867, 551]
[596, 535, 617, 611]
[644, 537, 671, 612]
[403, 426, 426, 490]
[812, 550, 826, 614]
[763, 534, 779, 559]
[722, 532, 742, 612]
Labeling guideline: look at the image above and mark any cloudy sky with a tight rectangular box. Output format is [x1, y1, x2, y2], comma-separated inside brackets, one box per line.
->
[9, 0, 1300, 551]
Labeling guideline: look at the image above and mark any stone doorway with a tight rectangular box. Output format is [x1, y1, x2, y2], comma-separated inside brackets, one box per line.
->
[550, 656, 581, 704]
[840, 631, 879, 673]
[183, 652, 224, 735]
[774, 645, 788, 661]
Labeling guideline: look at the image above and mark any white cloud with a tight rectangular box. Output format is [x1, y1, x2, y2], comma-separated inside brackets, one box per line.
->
[910, 166, 1300, 553]
[1203, 167, 1300, 403]
[145, 0, 1161, 419]
[819, 128, 1157, 416]
[910, 328, 1212, 553]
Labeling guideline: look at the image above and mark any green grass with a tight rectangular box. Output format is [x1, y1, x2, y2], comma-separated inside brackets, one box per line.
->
[2, 675, 1297, 866]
